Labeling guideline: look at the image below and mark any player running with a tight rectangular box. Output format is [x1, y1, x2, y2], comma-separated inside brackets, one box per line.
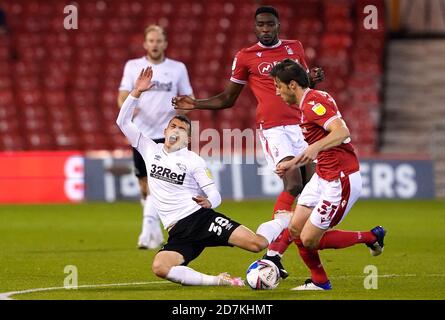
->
[118, 25, 193, 249]
[172, 6, 324, 277]
[116, 67, 291, 287]
[271, 59, 386, 290]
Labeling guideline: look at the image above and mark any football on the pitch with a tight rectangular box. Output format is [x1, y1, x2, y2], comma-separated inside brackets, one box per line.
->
[246, 259, 280, 290]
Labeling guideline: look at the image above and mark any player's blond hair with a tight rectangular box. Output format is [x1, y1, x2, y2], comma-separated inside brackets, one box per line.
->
[144, 25, 167, 41]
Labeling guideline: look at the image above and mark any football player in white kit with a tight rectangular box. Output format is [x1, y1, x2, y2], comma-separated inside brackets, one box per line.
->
[118, 25, 193, 249]
[116, 67, 291, 286]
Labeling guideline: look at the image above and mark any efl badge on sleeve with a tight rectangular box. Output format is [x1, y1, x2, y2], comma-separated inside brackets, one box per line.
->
[205, 168, 213, 180]
[312, 103, 327, 116]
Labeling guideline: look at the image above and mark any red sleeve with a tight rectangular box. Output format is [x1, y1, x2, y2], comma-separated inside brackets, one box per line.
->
[304, 94, 340, 130]
[230, 50, 248, 85]
[296, 41, 309, 71]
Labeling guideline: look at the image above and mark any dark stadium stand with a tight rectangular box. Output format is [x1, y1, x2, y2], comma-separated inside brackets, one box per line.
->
[0, 0, 385, 155]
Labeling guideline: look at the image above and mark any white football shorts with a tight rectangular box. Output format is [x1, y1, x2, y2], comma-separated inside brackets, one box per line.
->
[258, 124, 308, 168]
[297, 171, 362, 230]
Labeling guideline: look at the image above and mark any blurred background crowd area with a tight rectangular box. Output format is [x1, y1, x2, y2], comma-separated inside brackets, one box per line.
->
[0, 1, 444, 188]
[0, 0, 386, 154]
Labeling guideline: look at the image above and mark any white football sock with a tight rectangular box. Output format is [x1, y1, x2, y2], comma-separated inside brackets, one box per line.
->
[256, 217, 289, 245]
[166, 266, 219, 286]
[139, 195, 164, 244]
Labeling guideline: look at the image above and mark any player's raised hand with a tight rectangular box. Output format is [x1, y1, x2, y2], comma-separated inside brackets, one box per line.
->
[309, 67, 324, 85]
[192, 195, 212, 208]
[172, 95, 196, 110]
[135, 67, 155, 93]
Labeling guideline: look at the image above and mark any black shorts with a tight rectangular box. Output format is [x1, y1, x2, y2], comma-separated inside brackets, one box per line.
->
[160, 208, 242, 266]
[132, 138, 164, 178]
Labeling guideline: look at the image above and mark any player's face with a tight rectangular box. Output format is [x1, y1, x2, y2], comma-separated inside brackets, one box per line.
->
[164, 118, 190, 151]
[254, 13, 280, 46]
[143, 31, 168, 61]
[274, 78, 296, 105]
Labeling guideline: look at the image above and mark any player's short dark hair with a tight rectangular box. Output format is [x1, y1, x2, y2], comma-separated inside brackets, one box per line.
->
[270, 59, 310, 88]
[168, 115, 192, 136]
[255, 6, 279, 20]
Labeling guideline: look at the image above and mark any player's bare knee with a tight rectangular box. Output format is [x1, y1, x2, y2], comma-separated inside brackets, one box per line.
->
[151, 260, 169, 279]
[301, 236, 318, 250]
[288, 225, 301, 239]
[246, 237, 265, 253]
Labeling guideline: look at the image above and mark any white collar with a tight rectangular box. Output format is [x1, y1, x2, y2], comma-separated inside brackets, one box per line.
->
[162, 145, 188, 156]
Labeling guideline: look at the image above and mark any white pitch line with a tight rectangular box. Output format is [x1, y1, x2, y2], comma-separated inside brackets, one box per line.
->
[1, 273, 444, 300]
[0, 280, 170, 300]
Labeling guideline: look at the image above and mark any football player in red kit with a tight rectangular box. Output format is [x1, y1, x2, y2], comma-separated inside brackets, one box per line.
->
[271, 58, 386, 290]
[172, 6, 324, 278]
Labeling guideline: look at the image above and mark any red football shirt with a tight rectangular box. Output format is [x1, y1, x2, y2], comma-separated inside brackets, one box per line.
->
[230, 39, 309, 129]
[299, 89, 360, 181]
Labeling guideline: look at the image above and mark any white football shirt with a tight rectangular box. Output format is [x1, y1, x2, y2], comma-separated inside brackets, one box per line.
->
[117, 96, 218, 230]
[119, 57, 193, 139]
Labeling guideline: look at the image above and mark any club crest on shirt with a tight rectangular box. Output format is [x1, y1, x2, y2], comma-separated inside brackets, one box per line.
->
[154, 154, 162, 161]
[312, 103, 327, 116]
[176, 163, 187, 172]
[284, 45, 294, 55]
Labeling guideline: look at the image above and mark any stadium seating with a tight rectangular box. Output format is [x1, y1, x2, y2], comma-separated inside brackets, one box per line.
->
[0, 0, 385, 154]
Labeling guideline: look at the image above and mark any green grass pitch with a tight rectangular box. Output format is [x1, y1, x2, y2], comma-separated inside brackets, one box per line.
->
[0, 200, 444, 300]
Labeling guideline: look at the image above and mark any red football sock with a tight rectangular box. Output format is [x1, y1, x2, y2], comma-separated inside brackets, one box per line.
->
[317, 230, 377, 250]
[267, 228, 293, 255]
[273, 191, 295, 217]
[294, 238, 329, 285]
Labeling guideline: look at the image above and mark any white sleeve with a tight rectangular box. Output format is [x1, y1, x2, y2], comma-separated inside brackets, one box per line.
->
[202, 184, 222, 209]
[119, 61, 134, 92]
[177, 63, 193, 96]
[116, 95, 156, 155]
[193, 158, 221, 208]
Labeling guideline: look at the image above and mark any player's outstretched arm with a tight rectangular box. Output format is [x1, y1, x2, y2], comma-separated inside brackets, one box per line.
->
[116, 68, 155, 148]
[172, 81, 244, 111]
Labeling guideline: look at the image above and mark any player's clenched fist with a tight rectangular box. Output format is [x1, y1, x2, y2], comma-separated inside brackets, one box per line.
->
[172, 95, 196, 110]
[192, 195, 212, 208]
[275, 160, 293, 178]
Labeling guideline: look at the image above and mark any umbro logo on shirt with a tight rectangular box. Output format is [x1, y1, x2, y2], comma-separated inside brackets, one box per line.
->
[150, 164, 186, 185]
[256, 52, 262, 57]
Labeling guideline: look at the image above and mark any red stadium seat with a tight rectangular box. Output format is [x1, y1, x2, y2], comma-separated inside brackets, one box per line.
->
[0, 76, 11, 90]
[0, 118, 20, 134]
[55, 132, 82, 150]
[16, 90, 42, 106]
[26, 133, 56, 150]
[0, 133, 26, 151]
[81, 133, 111, 150]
